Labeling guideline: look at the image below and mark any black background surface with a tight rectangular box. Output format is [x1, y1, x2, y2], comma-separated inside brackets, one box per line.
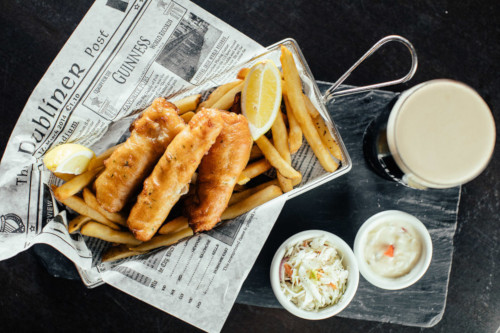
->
[0, 1, 499, 332]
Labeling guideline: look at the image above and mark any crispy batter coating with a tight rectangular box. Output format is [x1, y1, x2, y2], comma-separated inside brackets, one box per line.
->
[127, 109, 224, 241]
[187, 111, 252, 232]
[95, 98, 185, 213]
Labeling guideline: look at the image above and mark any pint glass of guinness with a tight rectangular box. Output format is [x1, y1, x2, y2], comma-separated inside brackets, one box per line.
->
[363, 80, 496, 189]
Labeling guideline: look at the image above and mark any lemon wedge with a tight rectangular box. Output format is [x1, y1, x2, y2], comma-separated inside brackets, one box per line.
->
[43, 143, 95, 175]
[241, 60, 282, 140]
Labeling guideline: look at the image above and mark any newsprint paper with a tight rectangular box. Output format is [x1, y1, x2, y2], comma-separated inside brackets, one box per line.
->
[0, 1, 338, 332]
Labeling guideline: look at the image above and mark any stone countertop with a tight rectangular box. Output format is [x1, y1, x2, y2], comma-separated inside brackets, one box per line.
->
[0, 1, 498, 332]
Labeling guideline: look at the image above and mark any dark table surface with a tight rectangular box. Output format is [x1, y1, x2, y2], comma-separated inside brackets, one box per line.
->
[1, 1, 499, 332]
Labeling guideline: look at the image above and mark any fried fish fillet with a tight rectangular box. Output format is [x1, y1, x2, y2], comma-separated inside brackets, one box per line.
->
[186, 111, 252, 232]
[95, 98, 185, 213]
[127, 109, 224, 241]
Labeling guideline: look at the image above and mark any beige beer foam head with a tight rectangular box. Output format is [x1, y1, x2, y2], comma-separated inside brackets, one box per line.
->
[387, 80, 496, 188]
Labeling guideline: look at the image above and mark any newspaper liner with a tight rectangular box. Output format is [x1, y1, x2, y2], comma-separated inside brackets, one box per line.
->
[0, 1, 351, 332]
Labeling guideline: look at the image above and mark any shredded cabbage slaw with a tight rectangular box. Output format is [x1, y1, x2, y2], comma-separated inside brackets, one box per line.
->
[280, 237, 348, 311]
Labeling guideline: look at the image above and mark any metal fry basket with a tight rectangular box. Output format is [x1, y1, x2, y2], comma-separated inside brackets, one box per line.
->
[171, 35, 417, 199]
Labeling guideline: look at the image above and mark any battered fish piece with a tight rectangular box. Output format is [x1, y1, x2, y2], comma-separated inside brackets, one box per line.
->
[95, 98, 185, 213]
[187, 111, 252, 232]
[128, 109, 224, 241]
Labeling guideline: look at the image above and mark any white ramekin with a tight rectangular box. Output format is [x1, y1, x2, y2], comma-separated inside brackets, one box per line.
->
[353, 210, 433, 290]
[270, 230, 359, 319]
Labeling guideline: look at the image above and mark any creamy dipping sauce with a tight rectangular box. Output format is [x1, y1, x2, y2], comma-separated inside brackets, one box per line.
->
[364, 221, 422, 278]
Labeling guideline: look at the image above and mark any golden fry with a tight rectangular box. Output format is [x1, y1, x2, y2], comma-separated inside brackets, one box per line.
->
[54, 173, 75, 182]
[237, 67, 250, 80]
[88, 143, 123, 170]
[313, 115, 343, 161]
[57, 192, 120, 230]
[101, 245, 144, 262]
[255, 136, 300, 180]
[292, 171, 302, 186]
[211, 81, 244, 110]
[228, 179, 280, 205]
[277, 173, 293, 193]
[181, 111, 195, 123]
[173, 94, 201, 114]
[198, 80, 242, 110]
[53, 167, 103, 202]
[272, 112, 293, 192]
[221, 185, 283, 220]
[284, 95, 303, 154]
[303, 94, 321, 118]
[158, 216, 189, 235]
[237, 158, 272, 185]
[281, 46, 338, 172]
[130, 227, 194, 252]
[249, 144, 263, 161]
[82, 188, 127, 226]
[68, 215, 91, 234]
[81, 222, 141, 245]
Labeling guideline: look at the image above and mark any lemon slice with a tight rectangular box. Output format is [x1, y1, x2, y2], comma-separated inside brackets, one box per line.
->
[241, 60, 282, 140]
[43, 143, 95, 175]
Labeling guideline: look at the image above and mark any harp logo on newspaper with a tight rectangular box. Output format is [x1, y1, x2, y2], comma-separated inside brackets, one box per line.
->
[18, 63, 86, 156]
[0, 213, 25, 234]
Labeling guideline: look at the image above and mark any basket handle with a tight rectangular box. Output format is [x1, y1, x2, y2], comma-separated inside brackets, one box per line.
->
[323, 35, 418, 103]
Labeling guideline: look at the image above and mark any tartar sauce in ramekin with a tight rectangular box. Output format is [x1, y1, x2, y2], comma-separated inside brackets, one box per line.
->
[363, 221, 422, 278]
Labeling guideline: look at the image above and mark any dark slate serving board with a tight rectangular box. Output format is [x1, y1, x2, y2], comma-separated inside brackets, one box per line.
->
[235, 82, 460, 327]
[34, 82, 460, 328]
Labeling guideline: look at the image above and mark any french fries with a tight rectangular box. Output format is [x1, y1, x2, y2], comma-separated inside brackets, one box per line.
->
[173, 94, 201, 114]
[228, 179, 280, 205]
[54, 172, 75, 182]
[249, 144, 263, 160]
[313, 115, 343, 161]
[53, 167, 103, 202]
[68, 215, 91, 234]
[181, 111, 195, 123]
[158, 216, 189, 235]
[281, 80, 287, 95]
[221, 185, 283, 220]
[284, 95, 303, 154]
[82, 188, 127, 226]
[255, 136, 301, 180]
[272, 112, 294, 192]
[198, 80, 242, 110]
[281, 46, 338, 172]
[303, 93, 320, 119]
[57, 192, 120, 230]
[211, 81, 244, 110]
[81, 222, 142, 245]
[102, 245, 145, 262]
[130, 227, 194, 252]
[237, 159, 272, 185]
[88, 143, 123, 170]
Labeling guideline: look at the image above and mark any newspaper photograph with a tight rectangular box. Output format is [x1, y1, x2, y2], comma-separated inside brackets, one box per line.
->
[0, 0, 347, 332]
